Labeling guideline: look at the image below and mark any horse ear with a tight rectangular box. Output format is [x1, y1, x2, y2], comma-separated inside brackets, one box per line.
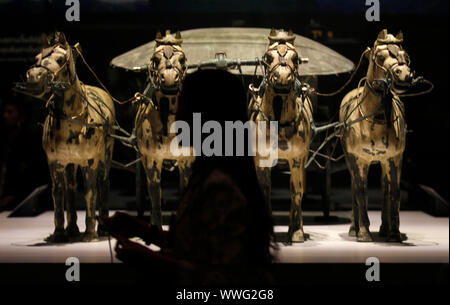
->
[269, 28, 276, 36]
[175, 30, 182, 39]
[40, 33, 49, 48]
[165, 29, 171, 36]
[396, 30, 403, 40]
[378, 29, 387, 39]
[55, 32, 67, 45]
[156, 31, 162, 39]
[288, 29, 293, 36]
[377, 29, 387, 40]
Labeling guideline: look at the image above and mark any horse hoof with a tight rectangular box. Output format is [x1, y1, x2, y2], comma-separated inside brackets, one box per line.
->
[97, 227, 109, 237]
[45, 231, 68, 243]
[82, 232, 99, 242]
[357, 232, 373, 242]
[66, 226, 81, 237]
[378, 226, 389, 237]
[348, 227, 358, 237]
[290, 230, 305, 243]
[386, 232, 403, 243]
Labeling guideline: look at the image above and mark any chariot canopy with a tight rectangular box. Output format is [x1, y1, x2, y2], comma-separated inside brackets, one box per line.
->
[110, 27, 354, 76]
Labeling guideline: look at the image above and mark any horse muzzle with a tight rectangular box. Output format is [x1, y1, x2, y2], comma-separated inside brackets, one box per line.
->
[17, 67, 51, 96]
[269, 69, 295, 94]
[393, 73, 415, 92]
[272, 82, 293, 94]
[13, 79, 47, 97]
[158, 69, 181, 95]
[160, 83, 180, 95]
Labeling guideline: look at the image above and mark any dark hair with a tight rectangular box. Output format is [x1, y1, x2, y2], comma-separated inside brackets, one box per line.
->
[177, 69, 275, 267]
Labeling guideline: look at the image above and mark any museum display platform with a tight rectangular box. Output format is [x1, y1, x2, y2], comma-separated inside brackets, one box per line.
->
[0, 210, 447, 289]
[0, 210, 448, 264]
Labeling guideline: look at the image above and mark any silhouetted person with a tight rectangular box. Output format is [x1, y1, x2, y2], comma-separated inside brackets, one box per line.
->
[0, 97, 46, 211]
[100, 70, 275, 286]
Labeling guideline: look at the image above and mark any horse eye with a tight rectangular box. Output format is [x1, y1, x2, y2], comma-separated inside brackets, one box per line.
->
[377, 55, 385, 63]
[265, 54, 273, 64]
[152, 57, 160, 68]
[179, 57, 186, 65]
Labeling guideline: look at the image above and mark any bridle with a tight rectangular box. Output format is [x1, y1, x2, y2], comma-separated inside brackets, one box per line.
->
[29, 44, 78, 96]
[27, 44, 115, 127]
[252, 42, 309, 127]
[148, 44, 187, 92]
[368, 42, 412, 97]
[262, 41, 299, 89]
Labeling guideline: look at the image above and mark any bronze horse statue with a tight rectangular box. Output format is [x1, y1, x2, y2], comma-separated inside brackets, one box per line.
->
[15, 32, 115, 242]
[339, 29, 415, 242]
[249, 29, 313, 243]
[135, 30, 194, 227]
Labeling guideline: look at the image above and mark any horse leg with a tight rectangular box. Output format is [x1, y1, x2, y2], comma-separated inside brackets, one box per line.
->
[379, 161, 390, 237]
[96, 160, 110, 237]
[145, 159, 163, 228]
[178, 158, 194, 196]
[348, 179, 360, 237]
[346, 154, 372, 242]
[288, 158, 306, 243]
[45, 162, 67, 243]
[64, 163, 80, 239]
[81, 165, 99, 241]
[380, 157, 403, 242]
[255, 161, 272, 215]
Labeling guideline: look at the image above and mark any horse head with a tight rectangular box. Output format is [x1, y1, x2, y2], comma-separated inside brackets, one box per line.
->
[149, 30, 187, 96]
[16, 32, 78, 98]
[263, 29, 300, 94]
[369, 29, 414, 94]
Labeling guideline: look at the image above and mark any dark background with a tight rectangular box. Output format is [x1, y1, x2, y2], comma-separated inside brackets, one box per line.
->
[0, 0, 448, 213]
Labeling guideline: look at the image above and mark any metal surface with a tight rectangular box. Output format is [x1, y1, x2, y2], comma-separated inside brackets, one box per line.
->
[110, 27, 354, 76]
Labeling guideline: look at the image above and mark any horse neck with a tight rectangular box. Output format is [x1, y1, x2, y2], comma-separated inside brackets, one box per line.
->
[154, 90, 179, 132]
[361, 60, 386, 116]
[262, 86, 297, 123]
[53, 77, 85, 120]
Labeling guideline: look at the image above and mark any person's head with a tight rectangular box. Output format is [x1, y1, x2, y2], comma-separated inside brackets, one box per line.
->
[176, 69, 249, 156]
[1, 99, 25, 130]
[177, 69, 247, 123]
[177, 69, 275, 267]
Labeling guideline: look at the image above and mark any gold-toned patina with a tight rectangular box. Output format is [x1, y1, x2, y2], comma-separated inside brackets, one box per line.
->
[135, 30, 194, 227]
[249, 29, 313, 243]
[19, 32, 115, 242]
[339, 29, 414, 242]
